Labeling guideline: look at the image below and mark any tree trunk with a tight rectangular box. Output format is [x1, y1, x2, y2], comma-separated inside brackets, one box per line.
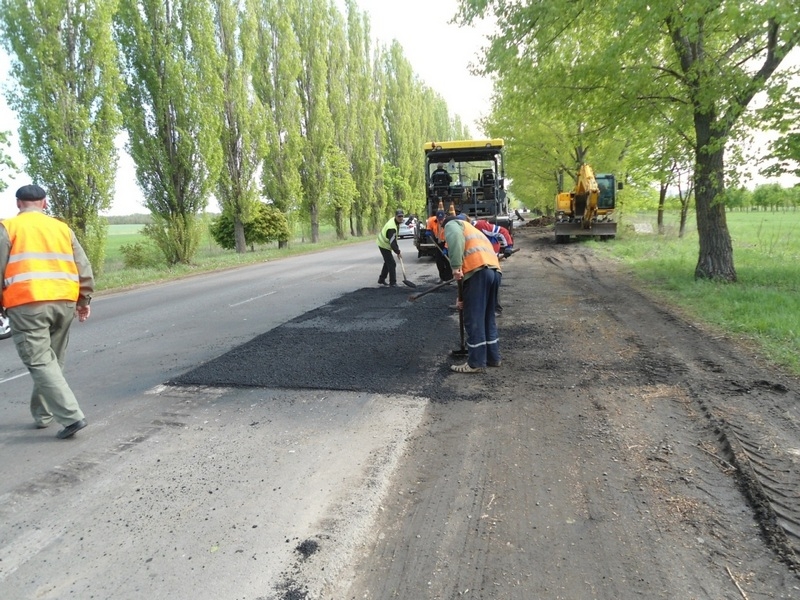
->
[335, 208, 345, 240]
[234, 218, 247, 254]
[693, 143, 736, 281]
[310, 204, 319, 243]
[657, 182, 667, 235]
[679, 191, 690, 239]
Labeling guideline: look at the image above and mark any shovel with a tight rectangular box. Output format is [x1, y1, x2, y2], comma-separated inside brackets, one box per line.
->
[397, 255, 416, 288]
[452, 280, 468, 357]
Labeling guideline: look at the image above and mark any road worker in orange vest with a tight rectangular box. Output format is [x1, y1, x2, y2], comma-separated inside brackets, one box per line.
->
[0, 185, 94, 438]
[443, 214, 502, 373]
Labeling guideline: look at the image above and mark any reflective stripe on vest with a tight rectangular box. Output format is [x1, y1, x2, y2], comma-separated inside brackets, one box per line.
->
[462, 221, 500, 274]
[2, 212, 80, 308]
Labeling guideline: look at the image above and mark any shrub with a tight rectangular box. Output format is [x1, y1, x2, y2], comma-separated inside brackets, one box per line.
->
[210, 202, 291, 250]
[119, 241, 163, 269]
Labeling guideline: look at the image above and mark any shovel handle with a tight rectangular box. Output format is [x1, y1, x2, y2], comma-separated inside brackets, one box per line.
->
[408, 279, 452, 301]
[398, 254, 408, 278]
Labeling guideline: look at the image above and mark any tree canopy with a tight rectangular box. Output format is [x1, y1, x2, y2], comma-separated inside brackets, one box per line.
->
[0, 0, 123, 271]
[458, 0, 800, 281]
[2, 0, 468, 268]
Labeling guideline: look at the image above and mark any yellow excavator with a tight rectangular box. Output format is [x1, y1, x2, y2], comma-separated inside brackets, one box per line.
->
[554, 164, 621, 243]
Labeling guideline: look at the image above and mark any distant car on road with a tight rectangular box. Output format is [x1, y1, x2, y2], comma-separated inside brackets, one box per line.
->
[398, 217, 416, 239]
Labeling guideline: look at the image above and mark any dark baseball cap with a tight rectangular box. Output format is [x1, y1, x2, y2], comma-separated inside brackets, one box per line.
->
[15, 184, 47, 201]
[395, 209, 404, 217]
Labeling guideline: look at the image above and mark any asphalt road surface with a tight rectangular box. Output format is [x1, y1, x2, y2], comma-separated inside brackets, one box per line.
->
[2, 228, 800, 599]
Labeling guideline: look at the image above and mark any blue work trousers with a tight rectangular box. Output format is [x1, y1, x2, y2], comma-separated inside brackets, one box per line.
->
[462, 267, 501, 368]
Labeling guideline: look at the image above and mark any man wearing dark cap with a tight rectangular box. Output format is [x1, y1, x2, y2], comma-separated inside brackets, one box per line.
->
[376, 209, 405, 287]
[0, 184, 95, 438]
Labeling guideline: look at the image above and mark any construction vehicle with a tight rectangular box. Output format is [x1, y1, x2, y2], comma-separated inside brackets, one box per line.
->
[554, 164, 622, 243]
[415, 139, 510, 257]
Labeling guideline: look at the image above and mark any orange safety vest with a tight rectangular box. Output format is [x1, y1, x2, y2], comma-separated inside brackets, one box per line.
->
[2, 211, 80, 308]
[426, 215, 445, 244]
[461, 221, 500, 274]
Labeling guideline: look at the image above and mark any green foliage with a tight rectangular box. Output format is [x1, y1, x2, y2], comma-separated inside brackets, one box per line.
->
[0, 130, 17, 192]
[457, 0, 800, 281]
[0, 0, 122, 269]
[80, 215, 108, 277]
[254, 0, 304, 220]
[143, 213, 203, 265]
[1, 0, 482, 260]
[757, 74, 800, 179]
[115, 0, 223, 264]
[381, 164, 411, 215]
[119, 240, 162, 269]
[323, 145, 357, 239]
[214, 0, 268, 254]
[209, 201, 290, 250]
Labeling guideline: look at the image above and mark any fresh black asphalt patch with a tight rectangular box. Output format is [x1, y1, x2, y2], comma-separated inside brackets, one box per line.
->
[169, 282, 462, 398]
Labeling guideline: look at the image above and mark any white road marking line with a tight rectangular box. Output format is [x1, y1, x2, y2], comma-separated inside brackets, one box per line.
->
[0, 371, 29, 384]
[230, 290, 277, 307]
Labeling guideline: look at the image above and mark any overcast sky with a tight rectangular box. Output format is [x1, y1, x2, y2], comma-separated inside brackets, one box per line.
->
[1, 1, 797, 217]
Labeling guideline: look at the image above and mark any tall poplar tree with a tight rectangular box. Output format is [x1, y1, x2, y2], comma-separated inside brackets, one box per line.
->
[369, 45, 388, 232]
[383, 42, 417, 212]
[115, 0, 223, 264]
[254, 0, 304, 247]
[0, 0, 122, 271]
[345, 2, 379, 236]
[213, 0, 267, 254]
[293, 0, 334, 242]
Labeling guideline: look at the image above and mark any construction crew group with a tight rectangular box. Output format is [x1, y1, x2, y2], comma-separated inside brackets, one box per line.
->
[1, 182, 515, 443]
[377, 204, 514, 374]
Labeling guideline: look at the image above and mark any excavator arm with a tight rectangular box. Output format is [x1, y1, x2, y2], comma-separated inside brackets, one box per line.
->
[573, 164, 600, 229]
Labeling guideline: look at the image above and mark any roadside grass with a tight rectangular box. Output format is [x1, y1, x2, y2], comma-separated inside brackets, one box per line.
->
[98, 222, 365, 292]
[597, 210, 800, 376]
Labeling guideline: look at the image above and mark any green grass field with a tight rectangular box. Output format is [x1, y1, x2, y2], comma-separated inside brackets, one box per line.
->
[599, 210, 800, 375]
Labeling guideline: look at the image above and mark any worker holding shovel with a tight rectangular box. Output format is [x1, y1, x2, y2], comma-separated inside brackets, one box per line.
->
[443, 215, 502, 373]
[377, 209, 415, 288]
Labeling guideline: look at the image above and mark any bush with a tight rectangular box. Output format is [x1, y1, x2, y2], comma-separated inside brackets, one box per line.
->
[210, 202, 291, 250]
[119, 241, 163, 269]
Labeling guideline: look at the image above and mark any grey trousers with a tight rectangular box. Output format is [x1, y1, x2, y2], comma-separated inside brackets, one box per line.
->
[7, 301, 84, 426]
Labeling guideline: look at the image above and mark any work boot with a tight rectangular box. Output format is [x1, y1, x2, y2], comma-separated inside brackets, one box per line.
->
[378, 278, 388, 286]
[56, 419, 87, 439]
[451, 362, 485, 374]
